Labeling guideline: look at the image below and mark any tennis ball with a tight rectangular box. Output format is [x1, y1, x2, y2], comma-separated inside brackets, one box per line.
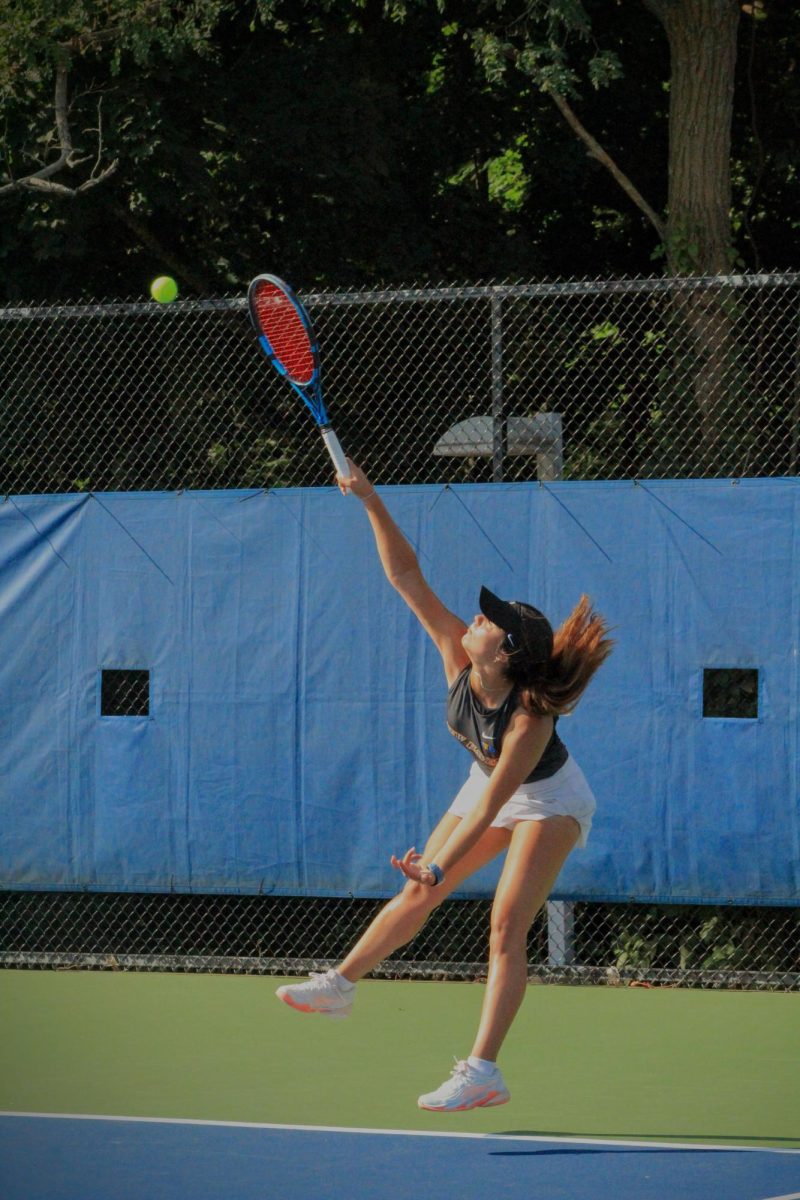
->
[150, 275, 178, 304]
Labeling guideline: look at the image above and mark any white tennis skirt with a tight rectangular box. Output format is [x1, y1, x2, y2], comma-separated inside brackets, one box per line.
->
[447, 755, 596, 848]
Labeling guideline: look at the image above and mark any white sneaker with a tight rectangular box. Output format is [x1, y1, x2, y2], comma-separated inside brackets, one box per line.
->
[275, 969, 354, 1019]
[418, 1059, 510, 1112]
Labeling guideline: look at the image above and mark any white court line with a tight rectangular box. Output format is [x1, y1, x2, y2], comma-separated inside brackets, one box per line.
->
[1, 1112, 799, 1156]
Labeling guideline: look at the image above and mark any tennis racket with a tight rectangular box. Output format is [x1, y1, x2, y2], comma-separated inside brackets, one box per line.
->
[247, 273, 349, 486]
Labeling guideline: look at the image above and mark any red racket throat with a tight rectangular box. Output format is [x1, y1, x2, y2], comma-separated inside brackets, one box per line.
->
[252, 279, 316, 385]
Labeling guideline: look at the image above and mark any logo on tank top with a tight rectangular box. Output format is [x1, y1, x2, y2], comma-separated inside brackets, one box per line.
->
[480, 732, 499, 761]
[447, 723, 499, 768]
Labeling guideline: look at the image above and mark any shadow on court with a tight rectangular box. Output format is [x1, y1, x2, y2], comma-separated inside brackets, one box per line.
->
[499, 1129, 800, 1146]
[491, 1147, 735, 1157]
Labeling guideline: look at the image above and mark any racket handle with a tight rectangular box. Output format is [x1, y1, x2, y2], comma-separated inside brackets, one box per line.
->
[321, 425, 350, 489]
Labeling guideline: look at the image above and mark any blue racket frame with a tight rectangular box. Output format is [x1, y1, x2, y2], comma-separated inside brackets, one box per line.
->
[247, 273, 349, 483]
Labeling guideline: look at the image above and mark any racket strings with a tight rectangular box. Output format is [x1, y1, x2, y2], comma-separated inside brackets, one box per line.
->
[253, 281, 316, 387]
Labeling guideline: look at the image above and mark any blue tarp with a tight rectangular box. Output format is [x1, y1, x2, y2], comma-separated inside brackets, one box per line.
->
[0, 480, 798, 903]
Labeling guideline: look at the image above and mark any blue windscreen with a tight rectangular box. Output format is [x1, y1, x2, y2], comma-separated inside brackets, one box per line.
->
[0, 480, 797, 904]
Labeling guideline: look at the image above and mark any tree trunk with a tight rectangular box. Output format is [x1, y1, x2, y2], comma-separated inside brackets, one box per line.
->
[645, 0, 742, 464]
[649, 0, 740, 274]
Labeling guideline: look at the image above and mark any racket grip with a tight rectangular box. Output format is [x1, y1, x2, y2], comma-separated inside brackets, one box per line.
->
[321, 426, 350, 489]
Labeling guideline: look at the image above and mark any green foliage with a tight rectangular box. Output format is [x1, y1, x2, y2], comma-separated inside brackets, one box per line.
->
[471, 0, 622, 98]
[0, 0, 798, 302]
[578, 903, 799, 977]
[487, 140, 529, 211]
[0, 0, 226, 90]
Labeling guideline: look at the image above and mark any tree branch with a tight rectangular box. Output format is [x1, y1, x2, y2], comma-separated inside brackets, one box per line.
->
[8, 161, 119, 197]
[0, 57, 117, 198]
[547, 89, 667, 242]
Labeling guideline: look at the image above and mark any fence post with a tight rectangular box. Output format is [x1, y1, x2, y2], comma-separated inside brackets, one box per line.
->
[490, 292, 505, 483]
[546, 900, 576, 967]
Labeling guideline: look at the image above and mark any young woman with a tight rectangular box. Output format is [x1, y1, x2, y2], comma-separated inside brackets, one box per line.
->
[277, 461, 613, 1112]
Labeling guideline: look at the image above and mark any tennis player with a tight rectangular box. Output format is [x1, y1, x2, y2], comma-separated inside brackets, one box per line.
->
[277, 461, 613, 1112]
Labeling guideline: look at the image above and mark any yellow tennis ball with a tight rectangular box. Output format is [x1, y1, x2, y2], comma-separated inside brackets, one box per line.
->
[150, 275, 178, 303]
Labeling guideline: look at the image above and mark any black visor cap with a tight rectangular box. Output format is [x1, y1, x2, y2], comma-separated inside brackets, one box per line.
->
[479, 586, 554, 665]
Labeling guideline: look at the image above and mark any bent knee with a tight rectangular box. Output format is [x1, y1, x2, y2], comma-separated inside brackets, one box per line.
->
[394, 879, 443, 916]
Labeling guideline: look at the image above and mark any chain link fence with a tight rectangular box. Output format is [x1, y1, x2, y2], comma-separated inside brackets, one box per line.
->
[2, 272, 800, 493]
[2, 272, 799, 989]
[1, 890, 797, 990]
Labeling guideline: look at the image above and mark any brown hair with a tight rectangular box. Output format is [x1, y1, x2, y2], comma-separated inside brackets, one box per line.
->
[504, 595, 614, 717]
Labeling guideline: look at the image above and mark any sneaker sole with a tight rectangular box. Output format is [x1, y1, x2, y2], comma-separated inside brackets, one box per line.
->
[418, 1090, 510, 1112]
[276, 990, 351, 1019]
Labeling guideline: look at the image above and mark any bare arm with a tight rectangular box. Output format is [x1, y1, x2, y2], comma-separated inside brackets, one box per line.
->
[395, 709, 555, 881]
[341, 461, 469, 683]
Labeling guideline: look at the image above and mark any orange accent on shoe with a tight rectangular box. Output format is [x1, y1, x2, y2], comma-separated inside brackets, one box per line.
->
[418, 1089, 509, 1113]
[281, 994, 319, 1013]
[278, 991, 349, 1018]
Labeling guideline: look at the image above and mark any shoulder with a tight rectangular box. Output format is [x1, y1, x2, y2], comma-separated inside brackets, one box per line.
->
[492, 705, 556, 780]
[503, 705, 554, 745]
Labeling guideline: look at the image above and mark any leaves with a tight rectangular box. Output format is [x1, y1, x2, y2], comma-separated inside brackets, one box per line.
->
[0, 0, 798, 299]
[0, 0, 230, 200]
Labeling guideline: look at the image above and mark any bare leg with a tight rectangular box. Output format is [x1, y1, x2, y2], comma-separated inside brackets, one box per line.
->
[339, 815, 510, 982]
[470, 815, 580, 1063]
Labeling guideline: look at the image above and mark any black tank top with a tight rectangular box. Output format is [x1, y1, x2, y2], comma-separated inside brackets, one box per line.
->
[446, 666, 568, 783]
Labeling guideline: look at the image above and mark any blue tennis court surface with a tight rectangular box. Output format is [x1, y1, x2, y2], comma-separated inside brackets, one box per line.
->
[2, 1115, 799, 1200]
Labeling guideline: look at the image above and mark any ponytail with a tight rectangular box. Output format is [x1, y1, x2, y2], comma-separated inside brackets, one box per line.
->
[507, 595, 614, 717]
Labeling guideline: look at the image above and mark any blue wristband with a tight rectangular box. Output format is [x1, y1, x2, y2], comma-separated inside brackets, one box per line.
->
[426, 862, 445, 886]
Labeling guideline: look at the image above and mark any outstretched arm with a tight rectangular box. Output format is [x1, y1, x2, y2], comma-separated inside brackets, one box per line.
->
[340, 460, 469, 684]
[393, 710, 556, 884]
